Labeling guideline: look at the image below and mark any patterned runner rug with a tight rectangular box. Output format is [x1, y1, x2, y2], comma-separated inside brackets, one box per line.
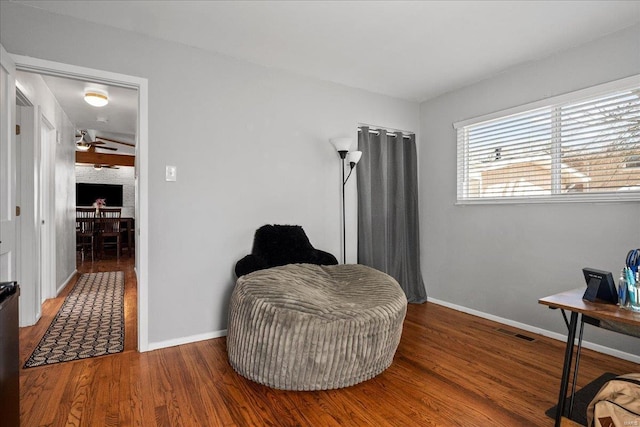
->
[24, 271, 125, 368]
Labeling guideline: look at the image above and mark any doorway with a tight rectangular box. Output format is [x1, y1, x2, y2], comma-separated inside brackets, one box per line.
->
[11, 53, 149, 351]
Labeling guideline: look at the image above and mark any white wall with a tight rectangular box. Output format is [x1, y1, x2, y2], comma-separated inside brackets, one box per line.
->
[14, 70, 76, 304]
[75, 166, 135, 217]
[0, 3, 420, 347]
[419, 24, 640, 355]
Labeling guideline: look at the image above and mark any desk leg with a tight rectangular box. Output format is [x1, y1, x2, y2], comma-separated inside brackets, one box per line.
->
[555, 310, 578, 427]
[568, 317, 585, 419]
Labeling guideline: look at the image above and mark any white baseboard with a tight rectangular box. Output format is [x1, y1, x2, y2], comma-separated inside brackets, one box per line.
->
[428, 298, 640, 364]
[147, 329, 227, 352]
[56, 269, 77, 296]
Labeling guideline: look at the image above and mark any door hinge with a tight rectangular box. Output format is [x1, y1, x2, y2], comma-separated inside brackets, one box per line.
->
[15, 206, 20, 217]
[15, 125, 20, 135]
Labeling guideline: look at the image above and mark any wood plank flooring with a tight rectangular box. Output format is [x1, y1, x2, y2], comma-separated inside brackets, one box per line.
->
[18, 257, 639, 426]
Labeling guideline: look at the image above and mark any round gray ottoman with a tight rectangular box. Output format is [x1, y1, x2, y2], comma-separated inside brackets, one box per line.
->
[227, 263, 408, 390]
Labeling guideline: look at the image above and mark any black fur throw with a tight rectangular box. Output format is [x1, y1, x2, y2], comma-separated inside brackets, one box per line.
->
[234, 224, 338, 277]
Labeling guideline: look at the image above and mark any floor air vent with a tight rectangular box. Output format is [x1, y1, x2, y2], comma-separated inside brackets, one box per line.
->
[495, 328, 536, 342]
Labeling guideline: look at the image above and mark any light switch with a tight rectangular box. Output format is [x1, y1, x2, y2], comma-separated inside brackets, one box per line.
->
[165, 165, 177, 181]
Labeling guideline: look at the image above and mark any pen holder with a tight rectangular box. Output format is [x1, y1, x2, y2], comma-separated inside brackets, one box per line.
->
[626, 282, 640, 312]
[619, 280, 629, 308]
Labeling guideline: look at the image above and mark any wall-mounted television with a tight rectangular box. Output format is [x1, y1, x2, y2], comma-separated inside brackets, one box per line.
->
[76, 183, 123, 207]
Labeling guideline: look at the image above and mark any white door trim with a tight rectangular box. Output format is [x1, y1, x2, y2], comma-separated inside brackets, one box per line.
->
[39, 114, 56, 301]
[0, 44, 17, 285]
[10, 53, 150, 352]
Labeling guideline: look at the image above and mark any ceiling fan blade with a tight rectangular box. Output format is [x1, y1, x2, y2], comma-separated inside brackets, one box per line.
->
[96, 145, 118, 151]
[90, 163, 120, 170]
[89, 140, 106, 145]
[95, 136, 135, 147]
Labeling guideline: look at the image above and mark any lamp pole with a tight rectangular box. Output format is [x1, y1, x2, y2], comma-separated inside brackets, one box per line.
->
[336, 150, 348, 264]
[341, 158, 346, 264]
[330, 137, 362, 265]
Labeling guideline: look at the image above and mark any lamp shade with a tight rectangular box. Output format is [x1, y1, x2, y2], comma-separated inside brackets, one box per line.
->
[330, 137, 352, 153]
[346, 150, 362, 166]
[84, 90, 108, 107]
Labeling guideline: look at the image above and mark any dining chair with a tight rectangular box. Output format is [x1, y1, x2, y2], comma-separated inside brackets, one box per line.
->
[97, 208, 122, 259]
[76, 207, 96, 261]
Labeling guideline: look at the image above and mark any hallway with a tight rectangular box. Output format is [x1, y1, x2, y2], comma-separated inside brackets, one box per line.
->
[19, 254, 137, 365]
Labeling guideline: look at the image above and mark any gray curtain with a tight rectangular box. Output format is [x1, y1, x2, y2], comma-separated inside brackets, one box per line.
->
[357, 126, 427, 303]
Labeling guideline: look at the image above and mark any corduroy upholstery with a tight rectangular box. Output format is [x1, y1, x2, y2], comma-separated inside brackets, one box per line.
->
[227, 263, 407, 390]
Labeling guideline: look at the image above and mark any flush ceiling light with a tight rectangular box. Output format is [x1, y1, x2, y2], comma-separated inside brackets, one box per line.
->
[84, 89, 108, 107]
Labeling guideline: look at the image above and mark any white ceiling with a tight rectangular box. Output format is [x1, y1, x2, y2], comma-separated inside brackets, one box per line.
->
[39, 74, 137, 154]
[18, 1, 640, 103]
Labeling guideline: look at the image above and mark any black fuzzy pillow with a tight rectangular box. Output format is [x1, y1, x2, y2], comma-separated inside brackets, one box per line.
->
[234, 224, 338, 277]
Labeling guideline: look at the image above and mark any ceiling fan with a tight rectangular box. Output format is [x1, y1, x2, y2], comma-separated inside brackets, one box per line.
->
[75, 130, 136, 168]
[75, 131, 135, 152]
[76, 130, 117, 152]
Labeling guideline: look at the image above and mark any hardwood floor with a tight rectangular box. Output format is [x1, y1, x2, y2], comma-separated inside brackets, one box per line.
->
[18, 260, 638, 426]
[19, 253, 137, 364]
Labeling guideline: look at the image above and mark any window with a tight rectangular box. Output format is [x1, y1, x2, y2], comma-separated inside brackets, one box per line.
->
[455, 76, 640, 203]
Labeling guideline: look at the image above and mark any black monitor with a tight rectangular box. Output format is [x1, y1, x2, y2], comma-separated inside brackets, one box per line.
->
[582, 268, 618, 304]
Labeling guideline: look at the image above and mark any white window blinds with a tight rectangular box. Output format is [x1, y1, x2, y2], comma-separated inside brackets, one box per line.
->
[455, 76, 640, 203]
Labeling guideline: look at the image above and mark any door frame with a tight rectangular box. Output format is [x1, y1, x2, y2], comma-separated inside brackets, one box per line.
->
[11, 53, 150, 351]
[39, 114, 56, 302]
[0, 45, 17, 284]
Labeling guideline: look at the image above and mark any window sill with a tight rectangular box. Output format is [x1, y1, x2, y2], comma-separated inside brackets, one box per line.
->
[456, 192, 640, 206]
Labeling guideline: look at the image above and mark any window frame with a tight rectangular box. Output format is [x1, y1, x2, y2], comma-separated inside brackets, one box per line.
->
[454, 75, 640, 205]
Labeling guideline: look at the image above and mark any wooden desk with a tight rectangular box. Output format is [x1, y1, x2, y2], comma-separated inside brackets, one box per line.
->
[539, 288, 640, 427]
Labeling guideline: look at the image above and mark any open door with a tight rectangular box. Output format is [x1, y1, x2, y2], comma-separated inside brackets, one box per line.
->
[16, 104, 44, 325]
[0, 44, 17, 283]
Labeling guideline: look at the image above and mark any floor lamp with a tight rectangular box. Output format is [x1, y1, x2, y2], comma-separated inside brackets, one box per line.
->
[330, 138, 362, 264]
